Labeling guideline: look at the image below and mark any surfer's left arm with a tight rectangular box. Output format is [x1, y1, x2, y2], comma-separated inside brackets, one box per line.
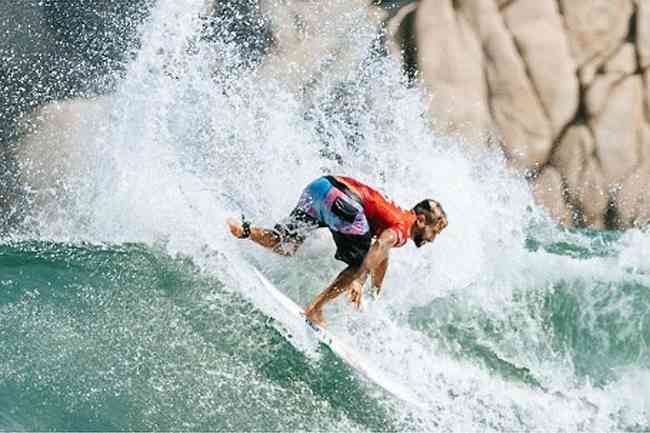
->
[347, 229, 397, 307]
[371, 257, 389, 294]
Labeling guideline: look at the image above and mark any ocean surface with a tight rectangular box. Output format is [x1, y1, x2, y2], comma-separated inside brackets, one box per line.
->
[1, 0, 649, 431]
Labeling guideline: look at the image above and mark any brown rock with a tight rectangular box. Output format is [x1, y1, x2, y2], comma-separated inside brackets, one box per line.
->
[616, 153, 650, 226]
[502, 0, 579, 138]
[551, 125, 592, 200]
[638, 0, 650, 69]
[644, 68, 650, 121]
[531, 166, 572, 226]
[585, 73, 624, 118]
[496, 0, 514, 9]
[579, 158, 609, 229]
[385, 2, 419, 62]
[640, 121, 650, 162]
[616, 122, 650, 226]
[591, 75, 644, 185]
[415, 0, 493, 139]
[560, 0, 634, 67]
[460, 0, 552, 170]
[604, 42, 638, 75]
[579, 44, 621, 86]
[550, 126, 608, 227]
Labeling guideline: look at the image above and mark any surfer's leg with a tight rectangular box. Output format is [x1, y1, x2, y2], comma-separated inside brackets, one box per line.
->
[228, 178, 328, 255]
[227, 219, 302, 256]
[269, 179, 330, 255]
[305, 265, 359, 326]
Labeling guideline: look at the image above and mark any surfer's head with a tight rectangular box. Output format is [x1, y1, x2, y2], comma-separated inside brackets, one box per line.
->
[411, 199, 447, 248]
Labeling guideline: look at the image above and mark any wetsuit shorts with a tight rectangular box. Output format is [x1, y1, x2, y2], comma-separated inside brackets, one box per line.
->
[273, 176, 372, 266]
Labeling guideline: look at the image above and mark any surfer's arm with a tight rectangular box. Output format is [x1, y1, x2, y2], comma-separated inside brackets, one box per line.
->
[359, 229, 397, 279]
[348, 229, 397, 307]
[371, 257, 388, 290]
[246, 227, 304, 256]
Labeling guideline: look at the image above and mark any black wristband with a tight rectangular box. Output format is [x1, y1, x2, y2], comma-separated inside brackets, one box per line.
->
[241, 218, 251, 239]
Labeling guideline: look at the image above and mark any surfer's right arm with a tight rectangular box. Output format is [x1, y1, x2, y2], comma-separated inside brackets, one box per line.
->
[370, 257, 388, 296]
[347, 229, 398, 307]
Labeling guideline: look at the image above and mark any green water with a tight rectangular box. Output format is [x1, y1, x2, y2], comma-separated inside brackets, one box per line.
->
[0, 241, 399, 431]
[0, 234, 648, 431]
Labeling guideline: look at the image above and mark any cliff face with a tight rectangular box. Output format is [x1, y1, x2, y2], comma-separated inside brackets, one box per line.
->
[387, 0, 650, 228]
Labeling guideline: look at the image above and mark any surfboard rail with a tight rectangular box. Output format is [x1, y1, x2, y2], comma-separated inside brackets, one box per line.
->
[252, 268, 425, 409]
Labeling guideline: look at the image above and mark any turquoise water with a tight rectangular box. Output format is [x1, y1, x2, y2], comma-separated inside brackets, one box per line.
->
[1, 233, 647, 431]
[0, 241, 394, 430]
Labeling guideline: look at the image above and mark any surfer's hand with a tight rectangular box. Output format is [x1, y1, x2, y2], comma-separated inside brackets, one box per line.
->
[226, 218, 244, 238]
[347, 280, 363, 309]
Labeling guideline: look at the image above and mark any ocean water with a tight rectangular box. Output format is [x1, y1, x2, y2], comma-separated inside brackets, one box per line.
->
[1, 0, 649, 431]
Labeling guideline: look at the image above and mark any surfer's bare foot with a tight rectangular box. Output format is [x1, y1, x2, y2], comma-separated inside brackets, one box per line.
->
[305, 307, 327, 328]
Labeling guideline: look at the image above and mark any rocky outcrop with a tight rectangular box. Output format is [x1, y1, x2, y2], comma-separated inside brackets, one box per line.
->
[638, 0, 650, 69]
[464, 0, 553, 170]
[386, 0, 650, 228]
[617, 122, 650, 226]
[591, 75, 644, 186]
[531, 166, 572, 226]
[561, 0, 634, 85]
[644, 68, 650, 119]
[502, 0, 578, 138]
[414, 0, 493, 142]
[385, 2, 418, 64]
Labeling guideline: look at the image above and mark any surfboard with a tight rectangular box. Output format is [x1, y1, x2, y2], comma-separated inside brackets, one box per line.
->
[252, 268, 425, 408]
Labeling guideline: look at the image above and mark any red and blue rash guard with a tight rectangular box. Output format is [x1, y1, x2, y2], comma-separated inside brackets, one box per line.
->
[336, 176, 416, 247]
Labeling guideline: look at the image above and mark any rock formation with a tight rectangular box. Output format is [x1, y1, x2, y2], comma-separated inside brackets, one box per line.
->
[386, 0, 650, 228]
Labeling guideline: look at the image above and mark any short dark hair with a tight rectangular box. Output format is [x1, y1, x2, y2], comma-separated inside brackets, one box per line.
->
[413, 199, 447, 226]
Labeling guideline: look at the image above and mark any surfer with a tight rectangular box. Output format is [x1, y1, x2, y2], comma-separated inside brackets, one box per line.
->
[227, 175, 448, 327]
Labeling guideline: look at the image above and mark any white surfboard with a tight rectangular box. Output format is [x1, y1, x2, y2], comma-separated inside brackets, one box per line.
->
[252, 268, 425, 409]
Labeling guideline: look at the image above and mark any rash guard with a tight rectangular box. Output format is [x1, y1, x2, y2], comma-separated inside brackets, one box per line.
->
[336, 176, 416, 247]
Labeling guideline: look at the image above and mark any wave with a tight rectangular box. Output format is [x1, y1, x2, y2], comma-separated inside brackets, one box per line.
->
[0, 236, 648, 431]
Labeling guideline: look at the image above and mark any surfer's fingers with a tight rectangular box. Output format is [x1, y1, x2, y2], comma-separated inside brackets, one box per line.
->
[347, 287, 360, 307]
[352, 290, 361, 308]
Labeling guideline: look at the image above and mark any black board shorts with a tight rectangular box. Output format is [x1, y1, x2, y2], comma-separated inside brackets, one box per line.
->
[330, 230, 373, 267]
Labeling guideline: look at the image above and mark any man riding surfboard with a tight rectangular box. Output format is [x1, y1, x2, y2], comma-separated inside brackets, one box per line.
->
[227, 175, 448, 327]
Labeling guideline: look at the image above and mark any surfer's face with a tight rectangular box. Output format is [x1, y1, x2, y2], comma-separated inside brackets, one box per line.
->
[413, 215, 447, 248]
[414, 224, 436, 248]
